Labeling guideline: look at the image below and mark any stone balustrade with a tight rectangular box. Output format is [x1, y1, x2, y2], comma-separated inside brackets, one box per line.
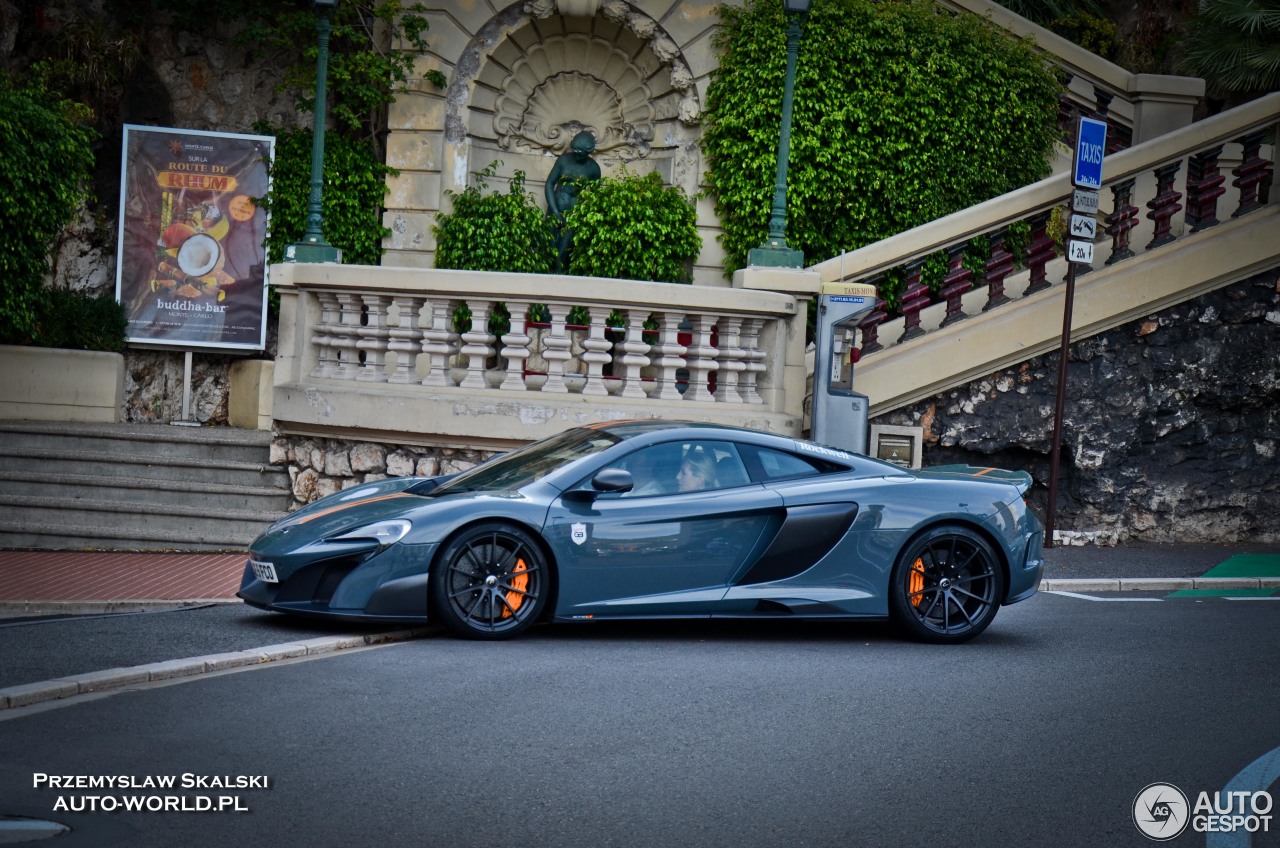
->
[807, 91, 1280, 416]
[271, 265, 807, 448]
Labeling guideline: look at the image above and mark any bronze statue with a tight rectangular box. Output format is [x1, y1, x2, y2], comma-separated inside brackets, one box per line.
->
[545, 130, 601, 271]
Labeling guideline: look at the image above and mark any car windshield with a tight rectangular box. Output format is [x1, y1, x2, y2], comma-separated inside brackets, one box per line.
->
[431, 427, 621, 495]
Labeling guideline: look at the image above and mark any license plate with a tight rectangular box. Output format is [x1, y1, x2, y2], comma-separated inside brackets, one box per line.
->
[250, 559, 279, 583]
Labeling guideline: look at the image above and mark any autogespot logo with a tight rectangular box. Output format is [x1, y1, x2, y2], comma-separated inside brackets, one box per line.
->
[1134, 782, 1190, 841]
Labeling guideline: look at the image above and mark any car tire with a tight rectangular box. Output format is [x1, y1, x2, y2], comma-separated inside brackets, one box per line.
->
[429, 522, 549, 640]
[888, 524, 1005, 644]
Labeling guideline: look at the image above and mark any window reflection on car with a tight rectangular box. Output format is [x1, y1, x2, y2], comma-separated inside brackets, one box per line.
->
[433, 428, 620, 495]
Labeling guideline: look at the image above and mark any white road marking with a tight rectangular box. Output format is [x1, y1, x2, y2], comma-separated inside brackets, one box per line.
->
[1045, 591, 1163, 602]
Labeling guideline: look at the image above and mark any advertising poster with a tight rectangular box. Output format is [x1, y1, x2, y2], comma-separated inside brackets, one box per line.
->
[115, 125, 274, 350]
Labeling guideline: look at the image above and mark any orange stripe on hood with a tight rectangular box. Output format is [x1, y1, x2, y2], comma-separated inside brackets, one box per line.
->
[290, 492, 418, 525]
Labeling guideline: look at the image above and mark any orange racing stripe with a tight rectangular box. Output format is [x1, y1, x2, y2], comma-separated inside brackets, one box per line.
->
[288, 492, 418, 525]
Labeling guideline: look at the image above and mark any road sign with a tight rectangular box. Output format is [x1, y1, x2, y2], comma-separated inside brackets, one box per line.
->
[1067, 240, 1094, 264]
[1069, 214, 1097, 239]
[1072, 117, 1108, 189]
[1072, 189, 1099, 214]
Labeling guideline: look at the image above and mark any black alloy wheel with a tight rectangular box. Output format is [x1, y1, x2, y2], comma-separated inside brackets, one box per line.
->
[889, 525, 1005, 644]
[429, 522, 549, 639]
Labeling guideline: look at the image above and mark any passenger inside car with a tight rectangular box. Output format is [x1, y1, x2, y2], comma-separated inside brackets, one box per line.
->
[676, 450, 718, 493]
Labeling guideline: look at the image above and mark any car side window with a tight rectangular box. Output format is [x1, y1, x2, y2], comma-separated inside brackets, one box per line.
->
[614, 444, 684, 497]
[614, 440, 750, 497]
[739, 445, 829, 482]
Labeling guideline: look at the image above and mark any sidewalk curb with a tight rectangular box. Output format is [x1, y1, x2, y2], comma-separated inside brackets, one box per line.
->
[0, 599, 241, 617]
[0, 628, 431, 711]
[1041, 578, 1280, 591]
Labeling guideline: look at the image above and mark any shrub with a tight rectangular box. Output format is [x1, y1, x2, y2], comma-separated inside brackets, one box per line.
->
[31, 288, 127, 352]
[433, 163, 556, 274]
[0, 77, 96, 344]
[564, 168, 702, 284]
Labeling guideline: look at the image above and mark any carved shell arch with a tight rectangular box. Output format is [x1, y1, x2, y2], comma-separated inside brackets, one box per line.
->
[455, 0, 702, 162]
[493, 43, 656, 157]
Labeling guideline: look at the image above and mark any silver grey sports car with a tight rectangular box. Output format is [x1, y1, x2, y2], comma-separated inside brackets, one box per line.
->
[239, 421, 1044, 643]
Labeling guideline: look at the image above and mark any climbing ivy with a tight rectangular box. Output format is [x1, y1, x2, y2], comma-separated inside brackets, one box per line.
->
[232, 0, 442, 139]
[258, 126, 393, 267]
[220, 0, 444, 267]
[564, 168, 701, 284]
[0, 76, 96, 344]
[702, 0, 1062, 300]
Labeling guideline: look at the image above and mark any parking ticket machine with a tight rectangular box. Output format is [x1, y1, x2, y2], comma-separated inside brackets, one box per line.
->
[811, 281, 878, 454]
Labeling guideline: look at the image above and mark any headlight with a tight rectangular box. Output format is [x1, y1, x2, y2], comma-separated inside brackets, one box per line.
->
[327, 519, 411, 548]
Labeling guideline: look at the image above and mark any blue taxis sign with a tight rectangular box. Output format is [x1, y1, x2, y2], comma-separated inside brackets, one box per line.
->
[1072, 117, 1108, 189]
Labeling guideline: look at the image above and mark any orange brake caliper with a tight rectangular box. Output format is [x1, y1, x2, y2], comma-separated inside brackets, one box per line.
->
[909, 558, 925, 607]
[502, 558, 529, 618]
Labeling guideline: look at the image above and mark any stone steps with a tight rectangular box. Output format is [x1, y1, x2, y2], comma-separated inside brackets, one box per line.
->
[0, 470, 288, 512]
[0, 421, 289, 551]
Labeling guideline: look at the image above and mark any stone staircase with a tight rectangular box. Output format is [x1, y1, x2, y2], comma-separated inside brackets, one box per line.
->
[0, 421, 290, 551]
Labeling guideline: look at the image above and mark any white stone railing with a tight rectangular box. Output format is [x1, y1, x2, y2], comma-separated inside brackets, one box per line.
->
[271, 265, 807, 447]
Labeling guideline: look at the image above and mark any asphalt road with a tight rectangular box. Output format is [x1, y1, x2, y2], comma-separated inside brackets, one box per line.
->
[0, 604, 404, 690]
[0, 592, 1277, 848]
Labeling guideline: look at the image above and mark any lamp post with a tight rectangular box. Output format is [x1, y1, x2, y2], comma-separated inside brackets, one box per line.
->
[747, 0, 811, 269]
[286, 0, 343, 264]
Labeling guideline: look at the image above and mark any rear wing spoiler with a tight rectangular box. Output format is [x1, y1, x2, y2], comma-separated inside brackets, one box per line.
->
[927, 465, 1034, 496]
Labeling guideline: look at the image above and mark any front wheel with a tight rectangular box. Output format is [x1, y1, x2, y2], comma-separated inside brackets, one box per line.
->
[429, 522, 549, 640]
[889, 525, 1005, 644]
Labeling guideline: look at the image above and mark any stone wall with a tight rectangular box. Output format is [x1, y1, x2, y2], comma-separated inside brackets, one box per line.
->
[271, 435, 497, 509]
[873, 269, 1280, 543]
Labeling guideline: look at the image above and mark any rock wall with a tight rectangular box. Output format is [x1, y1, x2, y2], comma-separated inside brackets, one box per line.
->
[270, 436, 497, 509]
[873, 269, 1280, 543]
[16, 2, 300, 425]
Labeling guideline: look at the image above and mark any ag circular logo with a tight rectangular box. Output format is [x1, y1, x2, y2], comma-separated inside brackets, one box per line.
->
[1134, 783, 1190, 840]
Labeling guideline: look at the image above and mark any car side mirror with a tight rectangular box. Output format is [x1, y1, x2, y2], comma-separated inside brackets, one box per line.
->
[563, 468, 634, 502]
[592, 468, 633, 493]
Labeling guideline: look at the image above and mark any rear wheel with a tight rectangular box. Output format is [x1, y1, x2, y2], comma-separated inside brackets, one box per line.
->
[429, 522, 548, 640]
[889, 525, 1004, 644]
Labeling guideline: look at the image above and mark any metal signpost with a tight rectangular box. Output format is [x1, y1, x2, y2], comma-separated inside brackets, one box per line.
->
[1046, 117, 1106, 547]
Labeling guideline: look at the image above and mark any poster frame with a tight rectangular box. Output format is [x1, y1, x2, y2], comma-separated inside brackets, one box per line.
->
[114, 123, 275, 353]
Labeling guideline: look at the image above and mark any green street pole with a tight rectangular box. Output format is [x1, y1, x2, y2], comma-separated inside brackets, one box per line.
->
[287, 0, 342, 264]
[747, 0, 810, 269]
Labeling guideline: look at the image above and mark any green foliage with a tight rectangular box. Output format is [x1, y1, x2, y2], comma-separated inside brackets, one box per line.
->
[258, 126, 392, 266]
[702, 0, 1062, 303]
[563, 168, 702, 283]
[30, 288, 127, 352]
[22, 12, 142, 123]
[434, 163, 556, 337]
[990, 0, 1103, 27]
[133, 0, 442, 139]
[0, 78, 96, 344]
[1048, 13, 1121, 62]
[1181, 0, 1280, 96]
[168, 1, 443, 272]
[433, 163, 556, 274]
[236, 0, 440, 136]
